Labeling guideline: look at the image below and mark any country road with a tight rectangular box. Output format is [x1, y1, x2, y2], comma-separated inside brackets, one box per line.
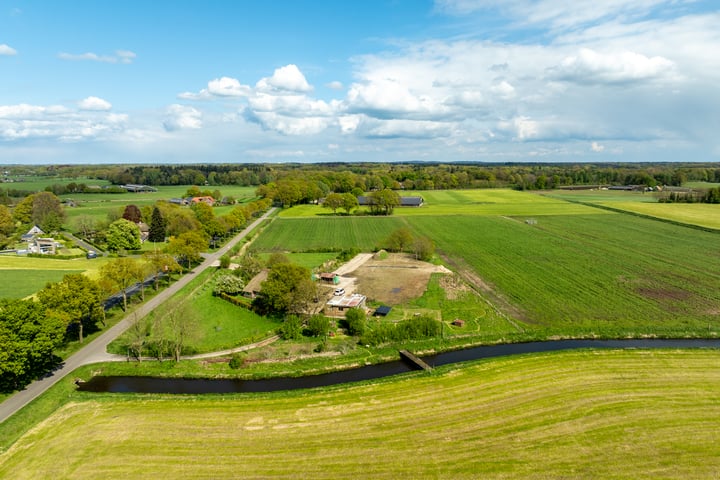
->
[0, 207, 276, 424]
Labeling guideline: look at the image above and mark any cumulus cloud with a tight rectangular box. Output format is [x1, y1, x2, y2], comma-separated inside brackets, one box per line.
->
[591, 141, 605, 152]
[58, 50, 136, 64]
[551, 48, 675, 84]
[256, 64, 312, 93]
[326, 81, 344, 90]
[0, 102, 127, 141]
[0, 44, 17, 56]
[208, 76, 252, 97]
[163, 104, 202, 131]
[78, 96, 112, 111]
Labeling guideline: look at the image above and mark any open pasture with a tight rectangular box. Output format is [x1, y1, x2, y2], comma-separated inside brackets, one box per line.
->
[0, 255, 110, 298]
[2, 349, 719, 479]
[251, 216, 407, 252]
[407, 213, 720, 332]
[280, 189, 602, 217]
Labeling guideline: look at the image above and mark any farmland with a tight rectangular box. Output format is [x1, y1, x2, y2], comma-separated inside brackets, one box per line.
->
[2, 349, 719, 478]
[0, 256, 112, 298]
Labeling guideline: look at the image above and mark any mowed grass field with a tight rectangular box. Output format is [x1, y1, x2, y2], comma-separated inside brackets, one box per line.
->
[280, 189, 601, 217]
[2, 349, 719, 479]
[547, 189, 720, 230]
[0, 256, 111, 298]
[408, 213, 720, 332]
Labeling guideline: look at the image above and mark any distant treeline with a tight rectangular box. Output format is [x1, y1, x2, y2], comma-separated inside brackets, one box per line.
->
[4, 162, 720, 194]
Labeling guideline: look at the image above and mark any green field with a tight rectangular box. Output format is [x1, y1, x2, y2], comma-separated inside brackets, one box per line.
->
[281, 189, 602, 217]
[251, 216, 408, 252]
[407, 213, 720, 333]
[2, 349, 719, 479]
[0, 255, 113, 298]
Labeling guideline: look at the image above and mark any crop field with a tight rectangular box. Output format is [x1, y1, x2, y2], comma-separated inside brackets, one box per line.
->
[407, 213, 720, 333]
[250, 216, 408, 252]
[2, 349, 719, 479]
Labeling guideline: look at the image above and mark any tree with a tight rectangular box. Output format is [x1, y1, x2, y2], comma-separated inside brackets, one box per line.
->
[369, 188, 400, 215]
[101, 257, 145, 311]
[413, 236, 435, 261]
[386, 227, 414, 252]
[341, 193, 359, 215]
[148, 206, 167, 242]
[122, 204, 143, 223]
[162, 301, 201, 362]
[106, 218, 141, 252]
[278, 315, 303, 340]
[126, 312, 148, 361]
[253, 263, 312, 315]
[323, 192, 343, 214]
[0, 299, 65, 392]
[344, 307, 366, 336]
[0, 204, 13, 236]
[31, 191, 66, 231]
[12, 195, 34, 224]
[166, 230, 208, 269]
[306, 314, 330, 337]
[37, 274, 105, 343]
[213, 274, 245, 296]
[143, 250, 181, 289]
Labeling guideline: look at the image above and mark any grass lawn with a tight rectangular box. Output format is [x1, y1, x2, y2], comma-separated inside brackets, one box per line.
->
[2, 349, 719, 479]
[109, 269, 279, 355]
[0, 255, 113, 297]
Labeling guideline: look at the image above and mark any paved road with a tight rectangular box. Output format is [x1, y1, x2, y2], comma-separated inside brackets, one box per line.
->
[0, 208, 276, 424]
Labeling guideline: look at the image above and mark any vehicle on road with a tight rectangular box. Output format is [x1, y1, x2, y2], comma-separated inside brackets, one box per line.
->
[334, 288, 345, 296]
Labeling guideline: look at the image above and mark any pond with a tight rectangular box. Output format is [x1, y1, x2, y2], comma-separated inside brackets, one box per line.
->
[78, 338, 720, 394]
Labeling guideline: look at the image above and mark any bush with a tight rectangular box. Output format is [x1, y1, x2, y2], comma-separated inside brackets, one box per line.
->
[219, 254, 231, 269]
[344, 307, 366, 336]
[278, 315, 303, 340]
[306, 314, 331, 337]
[228, 353, 246, 369]
[360, 315, 442, 346]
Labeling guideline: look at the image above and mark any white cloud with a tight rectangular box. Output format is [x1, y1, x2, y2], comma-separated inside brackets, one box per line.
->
[0, 44, 17, 56]
[326, 81, 344, 90]
[591, 141, 605, 152]
[163, 104, 202, 131]
[551, 48, 675, 84]
[207, 76, 252, 97]
[256, 64, 312, 93]
[58, 50, 136, 64]
[78, 96, 112, 111]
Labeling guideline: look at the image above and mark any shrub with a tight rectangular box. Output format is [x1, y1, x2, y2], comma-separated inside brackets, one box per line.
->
[228, 353, 246, 369]
[278, 315, 303, 340]
[306, 314, 330, 338]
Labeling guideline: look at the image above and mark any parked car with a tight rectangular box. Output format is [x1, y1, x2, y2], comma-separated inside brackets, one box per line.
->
[334, 288, 345, 296]
[86, 250, 98, 259]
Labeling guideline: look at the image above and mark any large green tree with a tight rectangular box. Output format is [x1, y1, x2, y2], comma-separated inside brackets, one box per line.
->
[323, 192, 343, 214]
[369, 188, 400, 215]
[148, 206, 167, 243]
[253, 263, 314, 315]
[13, 192, 65, 231]
[0, 299, 65, 392]
[37, 274, 105, 343]
[166, 231, 208, 269]
[106, 218, 142, 252]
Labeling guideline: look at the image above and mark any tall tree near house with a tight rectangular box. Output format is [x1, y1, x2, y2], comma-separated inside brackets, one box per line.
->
[37, 274, 105, 343]
[253, 263, 313, 315]
[100, 257, 145, 311]
[148, 206, 167, 242]
[369, 188, 400, 215]
[32, 191, 66, 231]
[122, 204, 143, 223]
[341, 192, 359, 214]
[106, 218, 142, 251]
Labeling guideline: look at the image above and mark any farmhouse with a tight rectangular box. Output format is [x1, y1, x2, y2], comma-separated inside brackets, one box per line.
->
[29, 237, 57, 255]
[191, 196, 216, 206]
[242, 269, 269, 299]
[325, 293, 367, 316]
[21, 225, 45, 242]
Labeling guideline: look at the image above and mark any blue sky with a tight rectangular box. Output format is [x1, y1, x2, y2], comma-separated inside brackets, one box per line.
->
[1, 0, 719, 164]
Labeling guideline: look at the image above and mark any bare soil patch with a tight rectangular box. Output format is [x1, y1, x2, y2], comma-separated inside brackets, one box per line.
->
[349, 253, 449, 304]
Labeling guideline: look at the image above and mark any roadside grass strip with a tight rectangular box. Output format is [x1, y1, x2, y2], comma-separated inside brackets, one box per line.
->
[1, 349, 719, 479]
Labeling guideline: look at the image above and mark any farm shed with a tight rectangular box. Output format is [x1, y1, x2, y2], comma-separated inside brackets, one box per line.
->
[318, 272, 340, 284]
[326, 294, 367, 316]
[242, 269, 269, 299]
[374, 306, 392, 317]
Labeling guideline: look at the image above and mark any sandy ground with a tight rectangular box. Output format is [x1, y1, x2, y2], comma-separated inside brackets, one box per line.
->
[347, 253, 451, 305]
